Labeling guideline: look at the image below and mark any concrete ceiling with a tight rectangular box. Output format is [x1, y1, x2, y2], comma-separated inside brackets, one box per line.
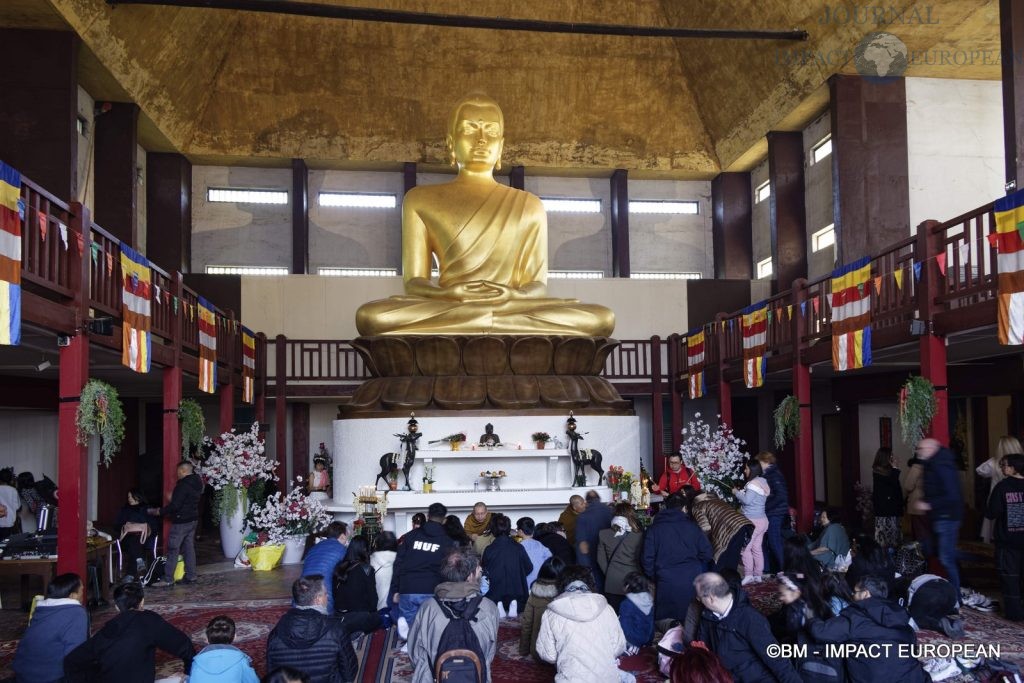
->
[2, 0, 1002, 177]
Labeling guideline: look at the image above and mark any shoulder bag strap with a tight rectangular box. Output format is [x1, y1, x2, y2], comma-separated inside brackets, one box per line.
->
[607, 533, 630, 566]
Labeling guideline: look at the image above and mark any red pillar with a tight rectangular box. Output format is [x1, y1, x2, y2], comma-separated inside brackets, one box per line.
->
[162, 367, 182, 548]
[916, 219, 950, 444]
[792, 279, 815, 532]
[650, 336, 664, 477]
[275, 334, 288, 487]
[715, 314, 733, 426]
[56, 335, 89, 579]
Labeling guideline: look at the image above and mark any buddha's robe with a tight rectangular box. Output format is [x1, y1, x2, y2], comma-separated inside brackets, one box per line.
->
[355, 184, 614, 336]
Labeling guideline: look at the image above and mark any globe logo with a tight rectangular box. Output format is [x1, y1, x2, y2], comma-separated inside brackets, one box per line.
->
[854, 32, 908, 80]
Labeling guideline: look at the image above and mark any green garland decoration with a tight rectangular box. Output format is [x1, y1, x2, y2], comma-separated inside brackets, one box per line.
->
[898, 376, 937, 446]
[773, 394, 801, 449]
[212, 479, 268, 524]
[75, 379, 126, 467]
[178, 398, 205, 459]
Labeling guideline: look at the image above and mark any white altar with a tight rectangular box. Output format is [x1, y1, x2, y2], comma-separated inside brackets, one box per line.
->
[326, 415, 640, 533]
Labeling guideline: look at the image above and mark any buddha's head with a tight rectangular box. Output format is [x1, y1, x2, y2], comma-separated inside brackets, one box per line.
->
[447, 93, 505, 173]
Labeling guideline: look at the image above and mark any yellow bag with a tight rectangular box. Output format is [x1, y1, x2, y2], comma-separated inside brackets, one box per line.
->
[246, 544, 284, 571]
[174, 555, 185, 582]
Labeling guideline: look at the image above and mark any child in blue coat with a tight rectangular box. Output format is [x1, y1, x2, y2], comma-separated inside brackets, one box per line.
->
[618, 572, 655, 655]
[190, 615, 258, 683]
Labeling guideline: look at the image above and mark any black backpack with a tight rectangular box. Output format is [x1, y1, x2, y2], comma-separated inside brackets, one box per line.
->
[432, 594, 487, 683]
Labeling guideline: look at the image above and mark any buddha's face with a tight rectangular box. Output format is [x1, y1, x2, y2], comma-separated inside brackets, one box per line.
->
[449, 103, 504, 173]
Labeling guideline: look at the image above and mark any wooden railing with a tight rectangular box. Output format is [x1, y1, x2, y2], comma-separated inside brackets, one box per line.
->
[15, 173, 260, 387]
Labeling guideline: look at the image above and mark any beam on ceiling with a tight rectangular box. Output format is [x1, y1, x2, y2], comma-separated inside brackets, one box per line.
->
[105, 1, 809, 40]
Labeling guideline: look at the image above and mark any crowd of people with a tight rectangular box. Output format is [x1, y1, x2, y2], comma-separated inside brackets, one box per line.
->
[7, 431, 1024, 682]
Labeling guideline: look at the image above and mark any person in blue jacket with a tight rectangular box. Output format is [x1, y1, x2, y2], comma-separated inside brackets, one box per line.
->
[12, 573, 88, 683]
[575, 489, 613, 591]
[916, 438, 965, 602]
[642, 493, 713, 621]
[618, 571, 654, 655]
[191, 615, 258, 683]
[300, 521, 349, 612]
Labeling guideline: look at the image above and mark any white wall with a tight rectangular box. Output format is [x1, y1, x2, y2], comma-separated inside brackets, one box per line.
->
[525, 176, 612, 275]
[857, 402, 913, 486]
[628, 179, 713, 277]
[191, 166, 292, 272]
[906, 78, 1003, 230]
[0, 411, 59, 481]
[309, 170, 403, 272]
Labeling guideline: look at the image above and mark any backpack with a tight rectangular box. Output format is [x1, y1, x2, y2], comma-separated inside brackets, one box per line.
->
[657, 623, 686, 676]
[432, 594, 487, 683]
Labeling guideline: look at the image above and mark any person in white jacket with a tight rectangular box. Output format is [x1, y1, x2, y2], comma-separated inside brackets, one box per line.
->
[536, 565, 631, 683]
[977, 435, 1022, 542]
[370, 532, 398, 621]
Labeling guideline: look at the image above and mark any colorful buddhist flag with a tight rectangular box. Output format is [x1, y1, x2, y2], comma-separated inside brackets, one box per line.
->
[686, 330, 706, 399]
[994, 189, 1024, 344]
[830, 256, 872, 371]
[120, 243, 152, 372]
[242, 326, 256, 404]
[198, 297, 217, 393]
[740, 302, 768, 388]
[0, 162, 22, 346]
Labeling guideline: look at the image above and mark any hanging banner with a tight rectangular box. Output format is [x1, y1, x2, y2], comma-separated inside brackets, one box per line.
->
[830, 256, 872, 371]
[994, 189, 1024, 344]
[120, 243, 152, 373]
[198, 297, 217, 393]
[0, 161, 22, 346]
[686, 330, 706, 399]
[740, 301, 768, 388]
[242, 326, 256, 404]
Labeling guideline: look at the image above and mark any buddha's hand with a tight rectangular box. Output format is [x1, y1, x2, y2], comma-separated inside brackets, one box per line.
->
[446, 281, 521, 303]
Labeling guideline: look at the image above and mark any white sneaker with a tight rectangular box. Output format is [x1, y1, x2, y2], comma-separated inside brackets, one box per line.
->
[741, 575, 758, 586]
[399, 642, 409, 654]
[507, 602, 518, 618]
[497, 603, 507, 619]
[924, 658, 960, 681]
[396, 616, 409, 641]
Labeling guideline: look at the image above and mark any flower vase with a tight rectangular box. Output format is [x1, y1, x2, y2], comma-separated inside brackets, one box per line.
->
[423, 482, 433, 493]
[535, 441, 546, 450]
[450, 441, 460, 451]
[388, 479, 398, 491]
[282, 535, 307, 565]
[219, 490, 247, 559]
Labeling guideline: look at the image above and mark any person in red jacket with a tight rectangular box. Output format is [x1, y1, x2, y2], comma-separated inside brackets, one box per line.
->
[651, 454, 700, 496]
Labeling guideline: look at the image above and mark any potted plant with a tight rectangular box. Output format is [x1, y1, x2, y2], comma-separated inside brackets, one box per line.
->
[898, 376, 937, 446]
[178, 398, 205, 459]
[532, 432, 551, 449]
[250, 477, 333, 565]
[442, 432, 467, 451]
[387, 470, 399, 490]
[422, 464, 436, 493]
[199, 422, 279, 559]
[606, 465, 634, 502]
[773, 394, 800, 449]
[75, 379, 126, 467]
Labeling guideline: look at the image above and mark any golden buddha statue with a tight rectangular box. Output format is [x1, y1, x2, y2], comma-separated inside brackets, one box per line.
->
[355, 94, 615, 337]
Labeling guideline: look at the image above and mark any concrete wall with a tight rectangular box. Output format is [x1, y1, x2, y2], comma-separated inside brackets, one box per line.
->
[192, 166, 292, 272]
[803, 112, 835, 280]
[310, 170, 403, 272]
[76, 86, 95, 214]
[628, 179, 713, 277]
[906, 78, 1003, 231]
[0, 411, 59, 483]
[241, 275, 688, 339]
[751, 159, 771, 277]
[524, 176, 612, 275]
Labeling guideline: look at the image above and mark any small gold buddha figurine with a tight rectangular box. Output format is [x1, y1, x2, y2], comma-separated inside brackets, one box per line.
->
[355, 94, 615, 337]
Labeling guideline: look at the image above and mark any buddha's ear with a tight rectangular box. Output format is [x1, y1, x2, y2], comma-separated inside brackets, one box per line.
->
[445, 135, 456, 167]
[495, 139, 505, 171]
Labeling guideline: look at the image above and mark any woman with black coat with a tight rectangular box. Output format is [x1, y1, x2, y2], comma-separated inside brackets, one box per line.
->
[333, 536, 379, 628]
[769, 572, 845, 683]
[871, 448, 904, 548]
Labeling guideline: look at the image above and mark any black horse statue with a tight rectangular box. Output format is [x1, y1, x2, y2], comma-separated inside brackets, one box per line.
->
[571, 448, 604, 487]
[375, 426, 421, 491]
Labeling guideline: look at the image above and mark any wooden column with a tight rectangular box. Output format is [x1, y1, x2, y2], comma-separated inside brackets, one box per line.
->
[0, 30, 78, 201]
[291, 159, 308, 274]
[1002, 0, 1024, 191]
[219, 311, 236, 432]
[94, 102, 140, 246]
[791, 279, 814, 532]
[147, 153, 192, 273]
[291, 403, 310, 484]
[711, 173, 753, 279]
[715, 314, 733, 426]
[916, 219, 950, 444]
[830, 74, 910, 263]
[56, 202, 90, 581]
[402, 162, 417, 196]
[650, 336, 664, 475]
[220, 377, 234, 433]
[255, 332, 268, 428]
[610, 170, 631, 277]
[161, 367, 182, 548]
[768, 132, 807, 291]
[667, 333, 683, 455]
[839, 401, 860, 518]
[509, 166, 525, 190]
[275, 334, 288, 487]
